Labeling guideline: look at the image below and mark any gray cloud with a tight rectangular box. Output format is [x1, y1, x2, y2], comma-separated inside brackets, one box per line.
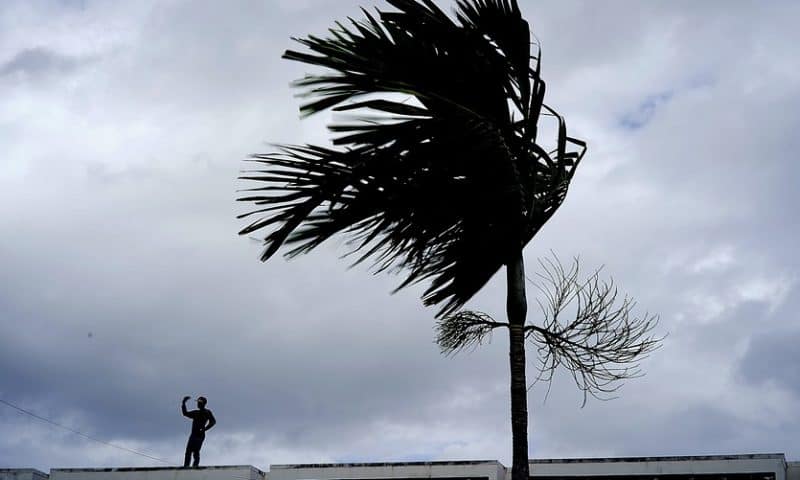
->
[0, 47, 90, 78]
[738, 320, 800, 397]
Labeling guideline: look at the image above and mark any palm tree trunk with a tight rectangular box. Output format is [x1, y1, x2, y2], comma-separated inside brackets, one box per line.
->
[506, 249, 529, 480]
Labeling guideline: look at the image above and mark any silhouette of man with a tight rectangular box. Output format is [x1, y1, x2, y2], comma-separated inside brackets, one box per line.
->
[181, 395, 216, 467]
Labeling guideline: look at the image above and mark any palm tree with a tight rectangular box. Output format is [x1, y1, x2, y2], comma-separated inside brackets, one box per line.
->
[238, 1, 658, 479]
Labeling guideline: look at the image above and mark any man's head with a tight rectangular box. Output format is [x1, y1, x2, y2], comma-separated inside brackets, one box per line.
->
[197, 396, 207, 409]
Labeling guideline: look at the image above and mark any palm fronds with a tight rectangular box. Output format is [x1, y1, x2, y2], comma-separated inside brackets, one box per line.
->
[435, 310, 506, 355]
[431, 254, 663, 403]
[238, 0, 586, 317]
[527, 255, 663, 405]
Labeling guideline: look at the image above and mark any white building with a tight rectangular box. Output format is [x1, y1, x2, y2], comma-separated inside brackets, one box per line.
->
[3, 454, 799, 480]
[50, 466, 264, 480]
[1, 469, 50, 480]
[271, 455, 799, 480]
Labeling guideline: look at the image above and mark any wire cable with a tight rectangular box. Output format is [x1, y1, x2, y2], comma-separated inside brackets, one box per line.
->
[0, 397, 171, 464]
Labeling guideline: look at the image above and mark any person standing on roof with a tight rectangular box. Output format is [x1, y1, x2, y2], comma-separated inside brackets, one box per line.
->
[181, 395, 216, 468]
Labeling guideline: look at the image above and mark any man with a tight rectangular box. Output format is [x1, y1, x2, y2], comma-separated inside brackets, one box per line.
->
[181, 395, 216, 468]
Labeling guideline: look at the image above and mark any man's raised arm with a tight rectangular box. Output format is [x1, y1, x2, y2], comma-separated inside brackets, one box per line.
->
[181, 396, 192, 417]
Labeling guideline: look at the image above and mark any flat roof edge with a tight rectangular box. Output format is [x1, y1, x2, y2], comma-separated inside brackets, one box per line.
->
[272, 461, 502, 470]
[530, 454, 787, 464]
[51, 466, 264, 474]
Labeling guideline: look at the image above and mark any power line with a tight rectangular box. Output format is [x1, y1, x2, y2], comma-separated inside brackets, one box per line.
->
[0, 397, 171, 465]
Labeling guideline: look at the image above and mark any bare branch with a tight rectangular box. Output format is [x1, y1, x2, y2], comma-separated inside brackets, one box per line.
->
[526, 254, 664, 406]
[435, 310, 508, 356]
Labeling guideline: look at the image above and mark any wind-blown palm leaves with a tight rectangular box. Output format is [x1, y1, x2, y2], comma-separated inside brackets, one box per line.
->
[238, 0, 586, 317]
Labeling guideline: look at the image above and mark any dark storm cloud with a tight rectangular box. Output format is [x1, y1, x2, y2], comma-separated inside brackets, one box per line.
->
[737, 290, 800, 397]
[739, 329, 800, 395]
[0, 47, 87, 78]
[618, 91, 674, 130]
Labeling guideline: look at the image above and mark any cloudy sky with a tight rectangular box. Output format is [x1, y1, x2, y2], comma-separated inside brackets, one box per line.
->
[2, 0, 800, 472]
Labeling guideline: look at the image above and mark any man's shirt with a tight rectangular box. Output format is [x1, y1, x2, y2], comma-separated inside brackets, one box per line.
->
[184, 408, 216, 436]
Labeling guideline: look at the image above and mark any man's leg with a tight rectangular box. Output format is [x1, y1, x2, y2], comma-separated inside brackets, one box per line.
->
[192, 436, 204, 467]
[183, 443, 192, 468]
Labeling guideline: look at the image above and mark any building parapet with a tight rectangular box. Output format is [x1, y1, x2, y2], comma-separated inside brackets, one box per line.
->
[269, 460, 504, 480]
[0, 469, 49, 480]
[50, 466, 264, 480]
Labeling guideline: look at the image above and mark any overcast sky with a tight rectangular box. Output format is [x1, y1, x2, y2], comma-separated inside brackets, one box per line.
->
[2, 0, 800, 472]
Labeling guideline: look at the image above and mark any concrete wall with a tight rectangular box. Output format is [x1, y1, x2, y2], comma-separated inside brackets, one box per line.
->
[50, 466, 264, 480]
[786, 463, 799, 480]
[269, 455, 790, 480]
[0, 470, 49, 480]
[530, 454, 787, 480]
[5, 453, 796, 480]
[269, 460, 505, 480]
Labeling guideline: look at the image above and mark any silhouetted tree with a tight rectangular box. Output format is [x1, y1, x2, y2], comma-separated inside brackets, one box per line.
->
[237, 2, 659, 479]
[436, 254, 661, 407]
